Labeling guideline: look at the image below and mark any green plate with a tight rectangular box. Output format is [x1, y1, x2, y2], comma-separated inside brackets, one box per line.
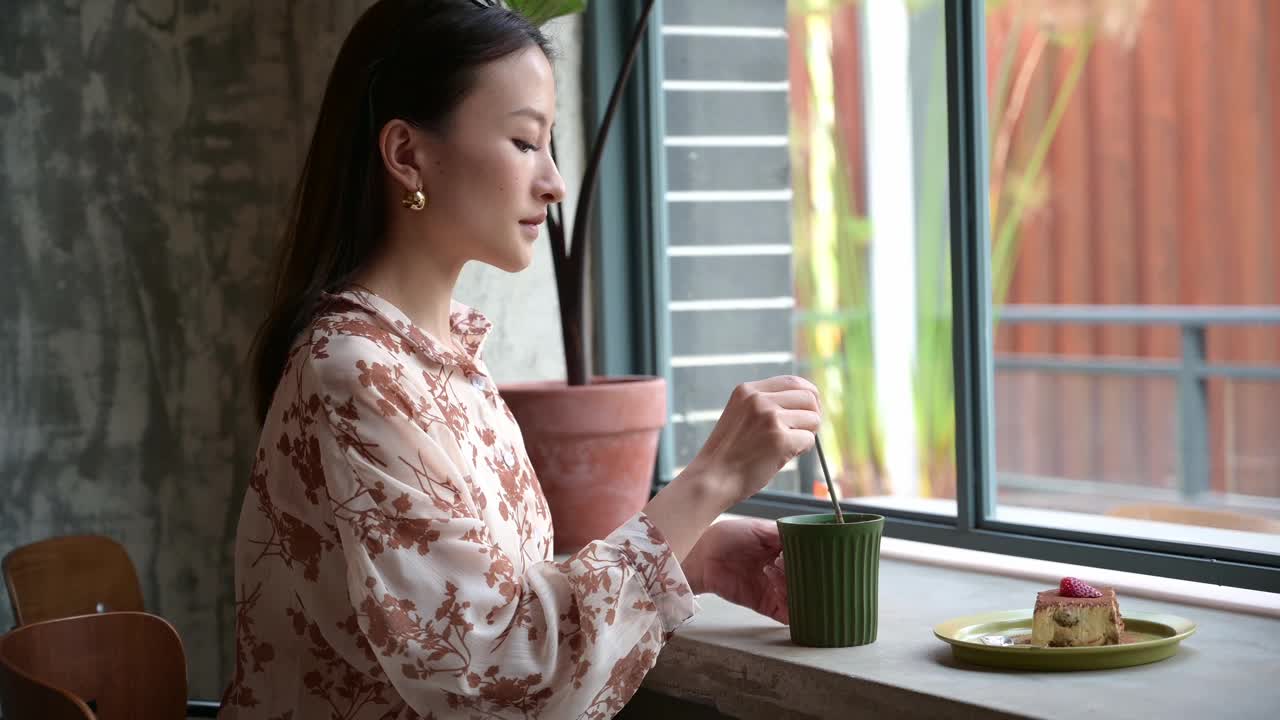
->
[933, 610, 1196, 671]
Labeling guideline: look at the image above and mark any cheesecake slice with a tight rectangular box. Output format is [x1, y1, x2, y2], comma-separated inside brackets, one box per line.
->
[1031, 578, 1124, 647]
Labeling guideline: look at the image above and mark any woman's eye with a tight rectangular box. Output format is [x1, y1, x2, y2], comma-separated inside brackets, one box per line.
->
[513, 139, 539, 153]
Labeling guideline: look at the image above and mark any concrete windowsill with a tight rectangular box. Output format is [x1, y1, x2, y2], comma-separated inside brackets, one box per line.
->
[642, 546, 1280, 719]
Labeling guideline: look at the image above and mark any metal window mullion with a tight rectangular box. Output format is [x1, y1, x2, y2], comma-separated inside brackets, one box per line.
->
[1177, 326, 1211, 498]
[585, 1, 670, 486]
[587, 0, 662, 378]
[944, 0, 995, 531]
[645, 1, 676, 486]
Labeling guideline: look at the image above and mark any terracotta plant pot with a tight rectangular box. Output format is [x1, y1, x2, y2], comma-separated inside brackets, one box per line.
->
[499, 376, 667, 555]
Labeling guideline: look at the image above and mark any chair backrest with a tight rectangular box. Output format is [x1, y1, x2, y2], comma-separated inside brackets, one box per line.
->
[2, 535, 145, 626]
[0, 611, 188, 720]
[1107, 503, 1280, 533]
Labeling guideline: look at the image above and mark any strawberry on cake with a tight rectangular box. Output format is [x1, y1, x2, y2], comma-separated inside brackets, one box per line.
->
[1031, 577, 1125, 647]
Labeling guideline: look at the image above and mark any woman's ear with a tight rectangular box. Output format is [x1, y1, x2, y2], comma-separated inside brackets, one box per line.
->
[378, 119, 428, 194]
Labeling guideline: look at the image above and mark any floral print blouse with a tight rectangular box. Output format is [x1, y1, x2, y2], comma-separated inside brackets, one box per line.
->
[219, 288, 696, 720]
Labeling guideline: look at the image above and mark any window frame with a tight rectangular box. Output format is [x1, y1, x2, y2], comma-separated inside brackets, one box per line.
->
[587, 0, 1280, 593]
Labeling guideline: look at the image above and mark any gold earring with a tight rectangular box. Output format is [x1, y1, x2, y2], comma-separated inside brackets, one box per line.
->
[402, 183, 427, 211]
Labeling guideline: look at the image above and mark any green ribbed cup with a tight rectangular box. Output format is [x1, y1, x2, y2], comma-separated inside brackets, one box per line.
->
[777, 513, 884, 647]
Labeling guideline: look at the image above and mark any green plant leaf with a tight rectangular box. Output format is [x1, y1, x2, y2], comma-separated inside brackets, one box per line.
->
[505, 0, 587, 25]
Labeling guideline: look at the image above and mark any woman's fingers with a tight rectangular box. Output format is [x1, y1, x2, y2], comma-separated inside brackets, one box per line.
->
[759, 387, 820, 409]
[745, 374, 820, 398]
[762, 562, 790, 625]
[775, 410, 821, 434]
[688, 374, 824, 504]
[742, 379, 821, 414]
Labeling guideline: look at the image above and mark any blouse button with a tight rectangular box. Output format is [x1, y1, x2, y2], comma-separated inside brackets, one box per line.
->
[470, 374, 486, 390]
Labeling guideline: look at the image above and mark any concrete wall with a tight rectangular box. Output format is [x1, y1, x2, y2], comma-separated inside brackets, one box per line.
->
[0, 1, 577, 698]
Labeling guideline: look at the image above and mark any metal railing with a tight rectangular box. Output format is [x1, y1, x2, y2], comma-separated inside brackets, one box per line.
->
[995, 305, 1280, 500]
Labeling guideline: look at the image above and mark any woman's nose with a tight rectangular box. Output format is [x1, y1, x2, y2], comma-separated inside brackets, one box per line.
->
[539, 158, 566, 204]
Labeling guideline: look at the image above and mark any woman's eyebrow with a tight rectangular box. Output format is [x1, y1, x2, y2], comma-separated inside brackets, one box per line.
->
[508, 106, 550, 128]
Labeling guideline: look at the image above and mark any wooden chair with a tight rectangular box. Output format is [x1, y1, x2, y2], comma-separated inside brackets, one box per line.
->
[1, 535, 220, 717]
[1106, 503, 1280, 533]
[0, 611, 188, 719]
[2, 535, 144, 626]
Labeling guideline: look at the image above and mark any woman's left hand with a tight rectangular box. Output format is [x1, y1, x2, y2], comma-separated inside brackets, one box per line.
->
[683, 517, 789, 624]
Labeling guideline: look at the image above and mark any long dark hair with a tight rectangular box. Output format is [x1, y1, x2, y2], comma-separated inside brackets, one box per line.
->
[251, 0, 552, 422]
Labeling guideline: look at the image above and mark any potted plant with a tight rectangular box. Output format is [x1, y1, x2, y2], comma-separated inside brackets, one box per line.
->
[498, 0, 665, 554]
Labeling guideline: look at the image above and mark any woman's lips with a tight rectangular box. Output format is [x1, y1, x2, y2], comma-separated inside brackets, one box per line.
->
[519, 213, 546, 238]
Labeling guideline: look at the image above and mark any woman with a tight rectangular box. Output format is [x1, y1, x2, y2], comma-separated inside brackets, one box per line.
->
[221, 1, 821, 718]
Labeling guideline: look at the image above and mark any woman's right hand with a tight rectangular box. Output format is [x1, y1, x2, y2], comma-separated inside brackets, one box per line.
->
[684, 375, 822, 508]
